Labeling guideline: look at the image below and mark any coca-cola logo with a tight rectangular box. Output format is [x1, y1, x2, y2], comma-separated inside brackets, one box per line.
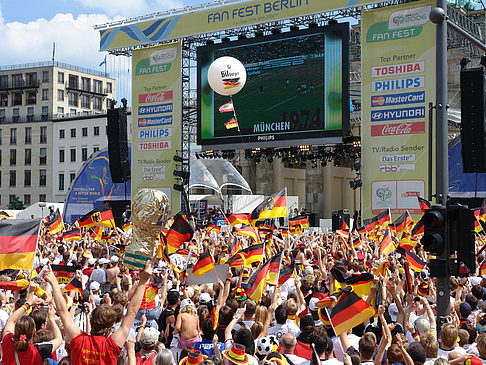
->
[371, 122, 425, 136]
[138, 91, 173, 104]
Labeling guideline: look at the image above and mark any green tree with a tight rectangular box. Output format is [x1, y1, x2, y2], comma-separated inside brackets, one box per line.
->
[8, 196, 24, 210]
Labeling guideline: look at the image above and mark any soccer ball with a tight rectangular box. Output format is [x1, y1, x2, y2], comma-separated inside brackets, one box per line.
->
[256, 336, 277, 356]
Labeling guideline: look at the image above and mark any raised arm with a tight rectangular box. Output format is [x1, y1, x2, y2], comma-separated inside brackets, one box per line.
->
[111, 262, 151, 347]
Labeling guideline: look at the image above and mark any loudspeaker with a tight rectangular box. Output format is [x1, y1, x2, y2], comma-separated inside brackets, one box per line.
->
[107, 109, 130, 183]
[460, 68, 486, 173]
[106, 200, 130, 227]
[332, 210, 350, 231]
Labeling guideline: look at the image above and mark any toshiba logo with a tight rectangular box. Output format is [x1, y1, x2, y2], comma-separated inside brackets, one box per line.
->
[372, 61, 424, 78]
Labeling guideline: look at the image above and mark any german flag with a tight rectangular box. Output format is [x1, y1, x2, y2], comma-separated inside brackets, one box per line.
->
[250, 189, 287, 221]
[192, 250, 215, 278]
[63, 229, 81, 242]
[245, 253, 281, 301]
[399, 233, 418, 251]
[390, 212, 413, 237]
[83, 249, 93, 259]
[318, 308, 332, 326]
[336, 230, 350, 241]
[339, 212, 350, 231]
[122, 222, 132, 232]
[331, 267, 374, 297]
[289, 215, 309, 228]
[228, 237, 240, 256]
[329, 291, 375, 335]
[89, 226, 103, 242]
[62, 278, 83, 297]
[379, 229, 396, 256]
[364, 209, 391, 232]
[475, 217, 484, 233]
[0, 211, 10, 219]
[51, 264, 76, 284]
[227, 213, 251, 227]
[357, 226, 367, 236]
[0, 279, 29, 291]
[0, 219, 41, 271]
[373, 260, 389, 277]
[278, 257, 296, 286]
[417, 283, 429, 297]
[235, 225, 260, 244]
[411, 220, 424, 238]
[289, 225, 303, 235]
[417, 196, 431, 213]
[45, 209, 64, 235]
[403, 262, 413, 294]
[165, 212, 194, 254]
[160, 239, 181, 274]
[266, 252, 283, 285]
[77, 203, 115, 229]
[226, 244, 264, 267]
[280, 229, 289, 237]
[480, 261, 486, 276]
[352, 235, 361, 249]
[405, 250, 426, 272]
[206, 224, 221, 234]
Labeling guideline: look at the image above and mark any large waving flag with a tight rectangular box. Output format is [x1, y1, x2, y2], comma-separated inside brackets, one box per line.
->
[235, 225, 260, 244]
[278, 256, 296, 286]
[62, 228, 81, 242]
[364, 209, 391, 232]
[245, 253, 282, 301]
[379, 229, 396, 256]
[62, 278, 83, 297]
[329, 291, 375, 336]
[0, 219, 41, 271]
[45, 209, 64, 235]
[226, 244, 264, 267]
[77, 203, 115, 229]
[331, 267, 374, 297]
[250, 189, 287, 222]
[405, 250, 426, 272]
[390, 212, 413, 238]
[192, 250, 215, 278]
[289, 215, 309, 228]
[165, 212, 194, 254]
[0, 279, 29, 291]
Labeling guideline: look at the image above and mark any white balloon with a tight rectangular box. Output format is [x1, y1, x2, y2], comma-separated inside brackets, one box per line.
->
[207, 56, 247, 96]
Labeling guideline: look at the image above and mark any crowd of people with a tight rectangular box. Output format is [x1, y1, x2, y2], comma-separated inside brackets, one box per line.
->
[1, 206, 486, 365]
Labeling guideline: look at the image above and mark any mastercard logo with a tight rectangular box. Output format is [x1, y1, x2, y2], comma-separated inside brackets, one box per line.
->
[138, 119, 147, 126]
[372, 96, 385, 106]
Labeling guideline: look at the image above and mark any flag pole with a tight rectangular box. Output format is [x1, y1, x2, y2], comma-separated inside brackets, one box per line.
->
[229, 95, 241, 134]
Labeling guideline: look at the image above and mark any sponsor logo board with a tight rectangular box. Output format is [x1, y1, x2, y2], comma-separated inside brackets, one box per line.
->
[379, 154, 416, 163]
[138, 103, 173, 115]
[137, 141, 172, 151]
[379, 164, 416, 173]
[371, 91, 425, 107]
[138, 91, 173, 104]
[372, 61, 424, 77]
[371, 122, 425, 136]
[138, 116, 172, 127]
[138, 127, 172, 139]
[372, 76, 425, 93]
[371, 106, 425, 122]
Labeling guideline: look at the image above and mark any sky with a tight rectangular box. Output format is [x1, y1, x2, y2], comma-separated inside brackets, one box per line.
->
[0, 0, 213, 101]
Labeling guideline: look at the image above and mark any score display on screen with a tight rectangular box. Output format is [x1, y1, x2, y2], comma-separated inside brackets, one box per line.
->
[197, 23, 350, 150]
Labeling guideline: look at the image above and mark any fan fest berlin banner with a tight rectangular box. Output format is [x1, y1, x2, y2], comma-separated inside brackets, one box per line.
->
[361, 0, 436, 219]
[131, 42, 181, 214]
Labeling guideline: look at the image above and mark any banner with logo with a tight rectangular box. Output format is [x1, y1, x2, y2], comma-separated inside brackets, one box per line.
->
[131, 42, 181, 214]
[99, 0, 379, 51]
[361, 0, 435, 219]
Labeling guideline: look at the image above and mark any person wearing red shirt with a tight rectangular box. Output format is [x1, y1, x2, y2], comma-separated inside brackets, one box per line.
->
[44, 262, 152, 365]
[2, 283, 63, 365]
[82, 258, 96, 278]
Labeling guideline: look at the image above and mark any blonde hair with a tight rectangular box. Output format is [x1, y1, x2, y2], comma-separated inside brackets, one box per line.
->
[285, 299, 298, 316]
[420, 333, 438, 358]
[477, 333, 486, 357]
[180, 305, 197, 316]
[254, 305, 268, 324]
[440, 323, 459, 349]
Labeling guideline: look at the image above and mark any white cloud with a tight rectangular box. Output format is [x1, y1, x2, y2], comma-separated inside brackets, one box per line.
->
[74, 0, 184, 17]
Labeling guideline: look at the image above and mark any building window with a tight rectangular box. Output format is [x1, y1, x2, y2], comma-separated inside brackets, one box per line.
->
[93, 97, 102, 111]
[27, 107, 34, 122]
[42, 89, 48, 100]
[68, 92, 78, 107]
[26, 73, 37, 87]
[40, 126, 47, 143]
[26, 91, 36, 105]
[12, 108, 19, 122]
[0, 94, 8, 107]
[93, 126, 100, 136]
[93, 146, 99, 154]
[59, 129, 65, 139]
[9, 195, 15, 204]
[70, 109, 76, 115]
[41, 106, 48, 121]
[80, 94, 90, 109]
[39, 194, 46, 202]
[58, 174, 65, 191]
[42, 71, 49, 83]
[57, 89, 64, 101]
[70, 148, 76, 162]
[39, 148, 47, 165]
[12, 74, 22, 88]
[25, 148, 31, 165]
[0, 75, 7, 89]
[13, 93, 22, 106]
[58, 72, 64, 83]
[68, 75, 78, 89]
[10, 128, 16, 145]
[106, 82, 113, 93]
[57, 106, 64, 115]
[82, 127, 88, 137]
[0, 109, 5, 123]
[25, 127, 31, 144]
[9, 149, 16, 166]
[39, 169, 46, 186]
[70, 128, 76, 138]
[81, 77, 90, 92]
[59, 149, 65, 163]
[93, 80, 102, 93]
[24, 170, 31, 187]
[0, 129, 2, 145]
[9, 170, 16, 187]
[24, 194, 30, 205]
[70, 173, 76, 183]
[82, 147, 88, 161]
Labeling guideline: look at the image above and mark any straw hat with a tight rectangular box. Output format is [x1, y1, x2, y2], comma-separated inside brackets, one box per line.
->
[222, 343, 250, 365]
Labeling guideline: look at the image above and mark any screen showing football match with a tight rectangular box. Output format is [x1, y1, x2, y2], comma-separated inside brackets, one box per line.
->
[197, 23, 350, 149]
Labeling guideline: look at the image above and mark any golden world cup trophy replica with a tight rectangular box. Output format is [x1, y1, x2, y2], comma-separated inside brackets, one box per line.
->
[124, 188, 169, 269]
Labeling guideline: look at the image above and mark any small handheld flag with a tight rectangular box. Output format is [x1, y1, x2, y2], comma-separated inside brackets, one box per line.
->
[224, 118, 238, 129]
[218, 101, 234, 113]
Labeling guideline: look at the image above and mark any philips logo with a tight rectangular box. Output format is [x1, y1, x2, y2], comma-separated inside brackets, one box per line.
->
[372, 77, 425, 93]
[371, 106, 425, 122]
[389, 5, 431, 30]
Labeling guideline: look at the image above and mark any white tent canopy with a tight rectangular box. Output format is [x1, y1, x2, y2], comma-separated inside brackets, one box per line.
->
[189, 154, 251, 196]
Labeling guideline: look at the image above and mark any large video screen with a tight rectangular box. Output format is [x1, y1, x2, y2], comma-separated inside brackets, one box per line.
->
[197, 23, 350, 150]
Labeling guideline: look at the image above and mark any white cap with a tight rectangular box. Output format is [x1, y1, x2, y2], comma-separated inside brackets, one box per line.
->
[99, 258, 109, 265]
[309, 297, 319, 312]
[88, 258, 97, 265]
[140, 327, 160, 347]
[199, 292, 211, 304]
[90, 281, 100, 291]
[388, 303, 398, 322]
[39, 258, 49, 267]
[180, 298, 195, 308]
[110, 256, 119, 264]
